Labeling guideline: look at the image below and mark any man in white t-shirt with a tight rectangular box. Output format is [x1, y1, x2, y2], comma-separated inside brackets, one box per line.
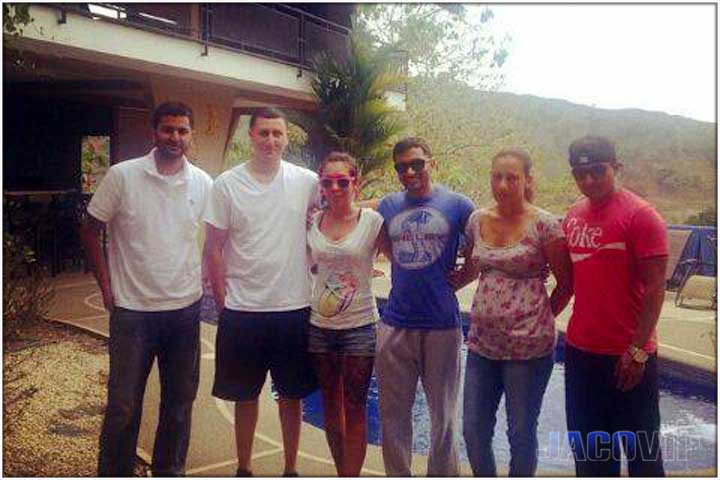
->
[204, 107, 318, 477]
[80, 102, 213, 476]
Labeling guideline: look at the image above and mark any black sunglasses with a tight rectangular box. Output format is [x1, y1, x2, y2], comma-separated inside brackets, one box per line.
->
[394, 158, 427, 174]
[320, 178, 352, 189]
[572, 163, 610, 180]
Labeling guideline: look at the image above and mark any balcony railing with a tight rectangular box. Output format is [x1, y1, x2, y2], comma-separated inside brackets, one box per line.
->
[202, 4, 351, 67]
[48, 3, 352, 71]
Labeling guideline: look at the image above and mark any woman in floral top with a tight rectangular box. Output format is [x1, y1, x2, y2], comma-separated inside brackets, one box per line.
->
[450, 147, 573, 476]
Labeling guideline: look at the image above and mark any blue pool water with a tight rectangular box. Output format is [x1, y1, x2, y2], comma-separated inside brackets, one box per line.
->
[301, 343, 717, 473]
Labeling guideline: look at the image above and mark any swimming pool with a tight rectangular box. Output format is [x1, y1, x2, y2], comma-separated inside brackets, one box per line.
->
[301, 341, 716, 473]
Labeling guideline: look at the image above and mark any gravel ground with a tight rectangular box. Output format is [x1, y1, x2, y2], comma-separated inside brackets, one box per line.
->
[3, 321, 149, 477]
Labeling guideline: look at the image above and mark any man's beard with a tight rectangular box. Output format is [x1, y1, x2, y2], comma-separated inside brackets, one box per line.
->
[156, 143, 185, 161]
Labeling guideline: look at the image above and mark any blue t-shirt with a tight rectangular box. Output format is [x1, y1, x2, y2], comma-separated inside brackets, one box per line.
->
[378, 185, 475, 329]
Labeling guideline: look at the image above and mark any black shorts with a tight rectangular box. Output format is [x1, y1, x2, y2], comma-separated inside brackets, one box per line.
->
[212, 307, 318, 402]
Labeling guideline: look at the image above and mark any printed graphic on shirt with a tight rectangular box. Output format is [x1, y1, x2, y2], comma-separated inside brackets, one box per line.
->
[317, 271, 358, 317]
[564, 217, 626, 263]
[388, 207, 450, 270]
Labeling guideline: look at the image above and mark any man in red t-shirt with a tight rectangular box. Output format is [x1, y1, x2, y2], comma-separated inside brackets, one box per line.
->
[562, 136, 668, 477]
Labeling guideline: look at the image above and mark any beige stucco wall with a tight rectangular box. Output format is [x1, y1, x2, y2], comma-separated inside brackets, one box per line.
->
[149, 74, 235, 177]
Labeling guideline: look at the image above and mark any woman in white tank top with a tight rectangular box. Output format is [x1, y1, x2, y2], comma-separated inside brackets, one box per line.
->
[306, 152, 386, 476]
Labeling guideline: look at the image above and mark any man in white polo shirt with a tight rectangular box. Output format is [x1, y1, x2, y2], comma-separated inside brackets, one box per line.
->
[80, 101, 212, 477]
[204, 107, 318, 477]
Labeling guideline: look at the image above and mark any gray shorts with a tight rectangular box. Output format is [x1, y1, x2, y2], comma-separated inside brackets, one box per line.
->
[308, 322, 376, 356]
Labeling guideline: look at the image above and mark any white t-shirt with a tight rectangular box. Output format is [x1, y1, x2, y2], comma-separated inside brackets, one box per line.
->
[204, 160, 318, 311]
[87, 150, 213, 311]
[308, 208, 384, 329]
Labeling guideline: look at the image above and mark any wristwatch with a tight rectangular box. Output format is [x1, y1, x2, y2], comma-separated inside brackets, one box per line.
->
[627, 345, 649, 364]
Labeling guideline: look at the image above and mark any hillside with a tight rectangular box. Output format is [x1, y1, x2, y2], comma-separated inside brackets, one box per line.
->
[364, 78, 716, 224]
[226, 78, 715, 224]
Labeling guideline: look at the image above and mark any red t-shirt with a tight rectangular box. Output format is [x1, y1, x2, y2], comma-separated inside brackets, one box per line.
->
[563, 189, 668, 355]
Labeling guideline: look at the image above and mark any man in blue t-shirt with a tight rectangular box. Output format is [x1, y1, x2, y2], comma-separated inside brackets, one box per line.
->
[376, 137, 475, 476]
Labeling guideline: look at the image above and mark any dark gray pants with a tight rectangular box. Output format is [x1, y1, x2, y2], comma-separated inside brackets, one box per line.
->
[97, 300, 201, 477]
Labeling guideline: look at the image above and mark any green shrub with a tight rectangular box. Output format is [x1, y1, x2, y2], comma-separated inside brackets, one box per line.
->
[3, 233, 54, 341]
[685, 206, 717, 226]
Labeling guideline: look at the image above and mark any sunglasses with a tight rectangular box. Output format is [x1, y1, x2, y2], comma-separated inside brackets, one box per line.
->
[320, 177, 352, 189]
[394, 158, 426, 175]
[571, 163, 610, 180]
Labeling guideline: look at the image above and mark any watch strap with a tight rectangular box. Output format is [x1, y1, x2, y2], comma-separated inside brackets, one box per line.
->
[627, 344, 649, 363]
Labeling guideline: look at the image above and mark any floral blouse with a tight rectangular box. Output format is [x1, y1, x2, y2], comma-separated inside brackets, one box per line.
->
[465, 207, 564, 360]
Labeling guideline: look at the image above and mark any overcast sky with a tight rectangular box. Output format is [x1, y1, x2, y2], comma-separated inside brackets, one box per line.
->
[473, 4, 716, 123]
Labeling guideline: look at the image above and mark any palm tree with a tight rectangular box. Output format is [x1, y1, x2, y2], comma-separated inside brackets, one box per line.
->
[290, 33, 407, 187]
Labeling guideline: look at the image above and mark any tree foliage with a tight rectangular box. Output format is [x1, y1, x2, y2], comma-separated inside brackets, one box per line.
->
[3, 200, 54, 343]
[3, 3, 32, 35]
[4, 4, 37, 73]
[226, 5, 509, 190]
[685, 206, 717, 226]
[289, 33, 406, 183]
[354, 4, 508, 89]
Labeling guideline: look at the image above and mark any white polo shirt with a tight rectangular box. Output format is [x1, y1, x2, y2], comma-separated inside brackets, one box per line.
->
[88, 150, 213, 311]
[204, 160, 318, 312]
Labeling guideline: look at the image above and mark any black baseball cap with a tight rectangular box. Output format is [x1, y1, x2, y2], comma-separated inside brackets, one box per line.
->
[568, 135, 617, 167]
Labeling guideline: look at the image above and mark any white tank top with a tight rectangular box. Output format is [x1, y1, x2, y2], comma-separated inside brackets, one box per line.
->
[307, 208, 384, 329]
